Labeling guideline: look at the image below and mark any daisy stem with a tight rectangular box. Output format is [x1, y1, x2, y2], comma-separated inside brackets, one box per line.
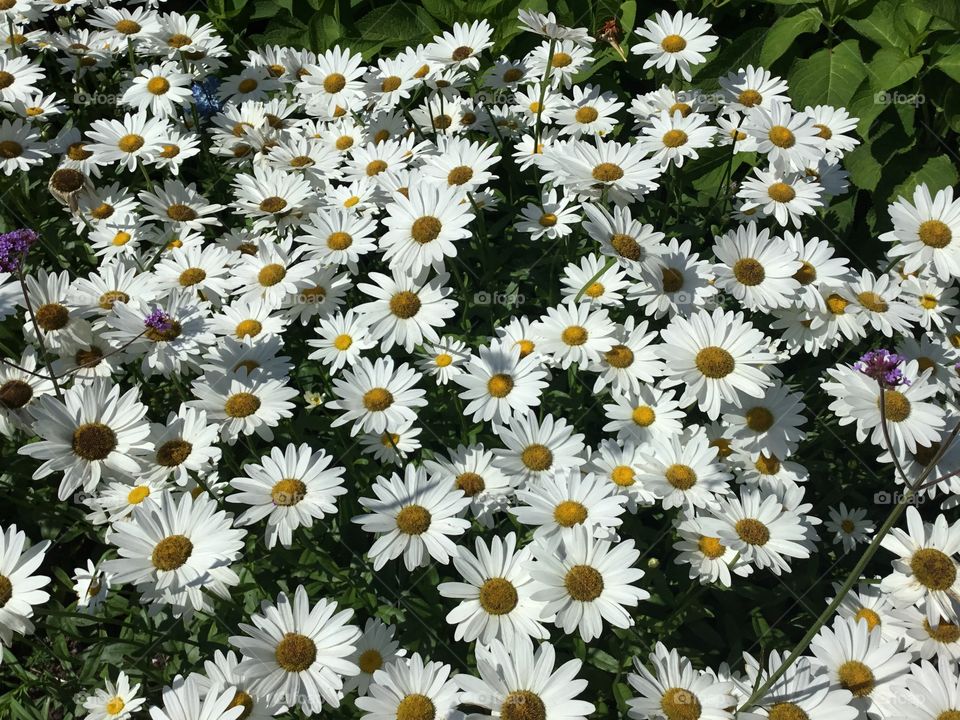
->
[574, 256, 616, 302]
[710, 115, 744, 216]
[534, 39, 556, 146]
[17, 269, 63, 402]
[737, 389, 960, 715]
[7, 17, 17, 56]
[139, 161, 155, 194]
[126, 37, 138, 74]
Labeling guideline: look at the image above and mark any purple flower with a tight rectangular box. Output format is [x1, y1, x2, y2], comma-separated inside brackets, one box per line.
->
[854, 349, 909, 387]
[144, 308, 174, 332]
[0, 228, 39, 273]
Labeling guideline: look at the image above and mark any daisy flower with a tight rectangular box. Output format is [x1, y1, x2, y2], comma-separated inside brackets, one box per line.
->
[547, 137, 660, 205]
[890, 605, 960, 662]
[673, 512, 752, 587]
[631, 11, 717, 81]
[419, 137, 500, 191]
[637, 425, 732, 510]
[82, 672, 145, 720]
[122, 61, 193, 117]
[104, 491, 244, 604]
[493, 411, 586, 486]
[352, 464, 471, 571]
[194, 649, 283, 720]
[327, 355, 426, 435]
[307, 310, 376, 373]
[901, 275, 959, 331]
[229, 585, 360, 715]
[555, 84, 624, 137]
[188, 372, 298, 444]
[906, 660, 960, 716]
[355, 269, 457, 353]
[533, 300, 617, 369]
[228, 443, 347, 549]
[783, 230, 852, 311]
[0, 524, 50, 649]
[0, 55, 44, 105]
[720, 65, 790, 110]
[358, 419, 423, 467]
[530, 527, 648, 641]
[20, 379, 151, 500]
[582, 202, 665, 267]
[424, 443, 514, 527]
[736, 167, 824, 228]
[560, 253, 631, 307]
[629, 238, 718, 319]
[512, 469, 628, 543]
[456, 637, 596, 720]
[355, 653, 461, 720]
[585, 439, 657, 511]
[232, 165, 315, 234]
[343, 618, 405, 696]
[299, 207, 379, 269]
[639, 110, 715, 168]
[152, 244, 237, 306]
[0, 346, 55, 437]
[809, 616, 912, 717]
[880, 505, 960, 624]
[379, 182, 474, 273]
[72, 559, 110, 611]
[529, 39, 593, 89]
[0, 118, 48, 175]
[417, 336, 469, 385]
[144, 405, 221, 485]
[589, 316, 664, 395]
[738, 650, 858, 720]
[437, 532, 552, 644]
[825, 503, 875, 553]
[85, 111, 168, 172]
[139, 180, 225, 232]
[746, 103, 825, 172]
[721, 382, 806, 460]
[628, 643, 735, 720]
[823, 359, 944, 457]
[21, 269, 90, 353]
[516, 188, 582, 241]
[805, 104, 860, 156]
[881, 183, 960, 281]
[657, 307, 777, 420]
[701, 487, 815, 575]
[713, 223, 801, 310]
[601, 385, 685, 446]
[297, 45, 366, 116]
[426, 19, 493, 70]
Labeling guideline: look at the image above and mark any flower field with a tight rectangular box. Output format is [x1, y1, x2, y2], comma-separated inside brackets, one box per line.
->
[0, 1, 959, 719]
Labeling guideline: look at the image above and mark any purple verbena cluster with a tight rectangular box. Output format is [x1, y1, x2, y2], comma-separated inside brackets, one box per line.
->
[144, 308, 174, 332]
[853, 349, 909, 387]
[0, 228, 38, 273]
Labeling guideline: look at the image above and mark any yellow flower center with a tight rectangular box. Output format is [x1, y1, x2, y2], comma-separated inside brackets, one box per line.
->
[323, 73, 346, 93]
[156, 439, 192, 467]
[389, 290, 421, 318]
[923, 619, 960, 644]
[333, 334, 353, 350]
[358, 648, 383, 674]
[768, 703, 810, 720]
[147, 76, 170, 95]
[72, 422, 117, 460]
[768, 125, 796, 148]
[826, 293, 848, 314]
[258, 196, 288, 214]
[275, 632, 317, 672]
[665, 464, 697, 490]
[918, 219, 952, 248]
[611, 465, 635, 487]
[487, 373, 514, 398]
[435, 353, 453, 367]
[854, 607, 881, 630]
[738, 89, 762, 107]
[224, 392, 261, 418]
[793, 261, 817, 285]
[660, 34, 687, 52]
[396, 505, 431, 535]
[561, 325, 588, 346]
[105, 697, 125, 715]
[396, 694, 436, 720]
[662, 129, 688, 148]
[735, 518, 770, 546]
[610, 233, 641, 260]
[118, 133, 145, 153]
[754, 453, 781, 475]
[115, 19, 141, 34]
[632, 405, 656, 426]
[551, 52, 572, 68]
[479, 577, 518, 615]
[911, 548, 956, 590]
[879, 390, 911, 422]
[501, 690, 546, 720]
[575, 106, 599, 124]
[521, 444, 553, 471]
[447, 166, 473, 186]
[553, 500, 588, 527]
[235, 319, 262, 338]
[745, 406, 774, 432]
[362, 387, 393, 411]
[605, 344, 634, 368]
[592, 162, 624, 182]
[695, 346, 735, 378]
[0, 379, 31, 410]
[271, 478, 306, 506]
[733, 257, 766, 286]
[564, 564, 603, 601]
[127, 486, 150, 504]
[35, 302, 70, 331]
[768, 182, 796, 203]
[455, 472, 485, 496]
[698, 536, 726, 559]
[660, 687, 701, 720]
[837, 660, 875, 697]
[151, 534, 193, 571]
[381, 75, 402, 92]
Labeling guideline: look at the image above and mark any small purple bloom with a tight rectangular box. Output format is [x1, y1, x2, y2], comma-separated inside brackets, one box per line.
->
[0, 228, 39, 273]
[144, 308, 174, 332]
[854, 349, 909, 387]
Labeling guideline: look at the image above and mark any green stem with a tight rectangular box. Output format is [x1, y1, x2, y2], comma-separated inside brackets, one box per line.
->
[17, 270, 63, 401]
[574, 256, 616, 302]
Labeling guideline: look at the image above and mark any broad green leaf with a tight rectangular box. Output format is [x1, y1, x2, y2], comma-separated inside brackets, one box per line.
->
[844, 0, 909, 50]
[693, 27, 766, 85]
[354, 2, 438, 44]
[787, 39, 867, 108]
[759, 8, 823, 67]
[935, 48, 960, 83]
[914, 0, 960, 28]
[890, 155, 959, 200]
[866, 48, 923, 91]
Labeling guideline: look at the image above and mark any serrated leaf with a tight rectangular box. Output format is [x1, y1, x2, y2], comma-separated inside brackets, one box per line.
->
[788, 39, 866, 108]
[759, 8, 823, 67]
[844, 0, 909, 50]
[914, 0, 960, 28]
[891, 155, 959, 200]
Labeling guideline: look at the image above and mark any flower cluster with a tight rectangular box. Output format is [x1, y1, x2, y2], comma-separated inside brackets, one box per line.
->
[0, 3, 957, 720]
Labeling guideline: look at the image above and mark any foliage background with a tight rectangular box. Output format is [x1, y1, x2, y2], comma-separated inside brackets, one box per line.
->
[1, 0, 958, 718]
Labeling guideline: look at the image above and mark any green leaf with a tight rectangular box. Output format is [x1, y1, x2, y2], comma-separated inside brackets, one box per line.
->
[354, 2, 438, 45]
[759, 8, 823, 67]
[866, 47, 923, 91]
[914, 0, 960, 28]
[890, 155, 959, 200]
[788, 39, 867, 108]
[934, 47, 960, 83]
[844, 0, 909, 50]
[693, 27, 766, 85]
